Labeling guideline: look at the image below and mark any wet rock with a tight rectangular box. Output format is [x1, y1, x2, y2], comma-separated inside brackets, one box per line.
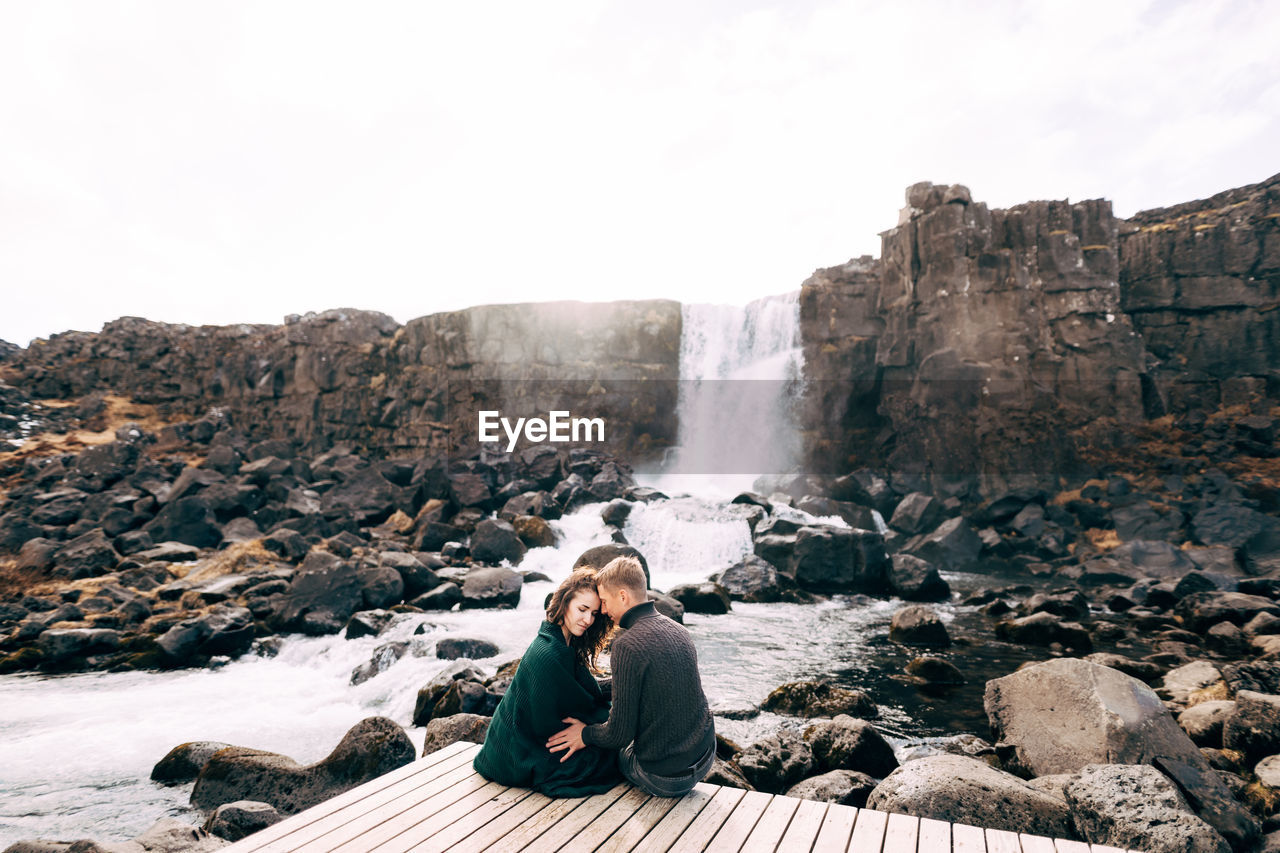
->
[356, 565, 404, 610]
[272, 550, 363, 635]
[511, 515, 556, 549]
[599, 499, 632, 527]
[1022, 589, 1089, 621]
[350, 641, 411, 686]
[902, 517, 982, 571]
[887, 554, 951, 602]
[158, 605, 256, 664]
[647, 590, 684, 623]
[803, 715, 898, 777]
[436, 638, 499, 660]
[572, 543, 651, 587]
[995, 612, 1092, 651]
[867, 754, 1072, 837]
[469, 519, 527, 566]
[667, 582, 731, 615]
[460, 566, 522, 609]
[152, 742, 236, 785]
[786, 770, 877, 807]
[713, 556, 787, 603]
[889, 604, 950, 647]
[411, 582, 462, 611]
[380, 551, 440, 599]
[906, 656, 965, 686]
[422, 713, 490, 755]
[412, 663, 488, 725]
[1064, 763, 1229, 853]
[1177, 591, 1280, 633]
[704, 757, 754, 791]
[191, 717, 416, 815]
[203, 800, 282, 842]
[1224, 691, 1280, 763]
[1179, 701, 1237, 748]
[789, 526, 889, 594]
[985, 658, 1257, 848]
[761, 680, 877, 719]
[344, 610, 396, 640]
[37, 628, 121, 664]
[736, 730, 813, 794]
[18, 816, 231, 852]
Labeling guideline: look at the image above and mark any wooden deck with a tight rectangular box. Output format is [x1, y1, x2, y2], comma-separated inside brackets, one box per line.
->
[220, 740, 1139, 853]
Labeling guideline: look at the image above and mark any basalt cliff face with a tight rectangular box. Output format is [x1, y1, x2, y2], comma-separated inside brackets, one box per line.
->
[801, 173, 1280, 495]
[1, 302, 681, 462]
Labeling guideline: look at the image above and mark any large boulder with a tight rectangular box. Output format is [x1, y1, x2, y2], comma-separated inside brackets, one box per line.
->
[866, 754, 1073, 837]
[889, 605, 950, 647]
[887, 554, 951, 602]
[319, 466, 410, 525]
[985, 658, 1258, 850]
[271, 550, 363, 635]
[152, 742, 235, 785]
[713, 555, 788, 603]
[190, 717, 416, 815]
[792, 526, 889, 593]
[736, 730, 813, 794]
[761, 680, 877, 719]
[902, 517, 982, 571]
[1223, 690, 1280, 763]
[572, 543, 651, 587]
[803, 714, 898, 777]
[144, 495, 224, 549]
[422, 713, 490, 755]
[785, 770, 877, 807]
[203, 800, 283, 843]
[667, 582, 731, 615]
[1064, 763, 1230, 853]
[157, 606, 256, 664]
[469, 518, 527, 566]
[51, 528, 121, 579]
[1176, 591, 1280, 633]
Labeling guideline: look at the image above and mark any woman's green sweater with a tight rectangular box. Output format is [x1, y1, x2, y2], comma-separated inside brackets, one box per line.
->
[472, 621, 621, 796]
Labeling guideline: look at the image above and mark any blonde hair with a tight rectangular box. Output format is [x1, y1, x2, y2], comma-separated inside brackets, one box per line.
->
[595, 555, 647, 598]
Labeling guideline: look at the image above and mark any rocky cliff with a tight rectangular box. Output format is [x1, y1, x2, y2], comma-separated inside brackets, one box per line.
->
[2, 302, 681, 462]
[801, 173, 1280, 496]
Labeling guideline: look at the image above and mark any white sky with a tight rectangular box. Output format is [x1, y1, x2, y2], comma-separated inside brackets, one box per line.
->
[2, 0, 1278, 346]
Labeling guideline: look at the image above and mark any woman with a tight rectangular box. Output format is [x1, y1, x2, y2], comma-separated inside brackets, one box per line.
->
[472, 568, 622, 796]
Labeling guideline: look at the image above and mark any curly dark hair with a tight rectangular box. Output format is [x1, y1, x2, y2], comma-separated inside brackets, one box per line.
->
[545, 568, 613, 674]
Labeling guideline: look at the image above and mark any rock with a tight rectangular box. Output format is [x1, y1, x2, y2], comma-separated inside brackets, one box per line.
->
[1179, 701, 1237, 748]
[37, 628, 121, 664]
[262, 529, 308, 562]
[889, 604, 950, 647]
[792, 526, 889, 593]
[866, 754, 1073, 837]
[1257, 755, 1280, 788]
[469, 519, 527, 566]
[1177, 591, 1280, 633]
[786, 769, 877, 807]
[436, 638, 500, 660]
[600, 499, 632, 527]
[902, 517, 982, 571]
[158, 606, 255, 664]
[736, 730, 813, 794]
[356, 566, 404, 610]
[887, 554, 951, 602]
[1084, 653, 1164, 685]
[349, 641, 411, 686]
[1112, 500, 1184, 543]
[906, 656, 965, 685]
[714, 556, 788, 603]
[422, 713, 490, 755]
[1160, 661, 1227, 710]
[412, 664, 488, 725]
[132, 541, 202, 563]
[344, 610, 396, 640]
[51, 529, 121, 579]
[460, 566, 522, 609]
[1193, 504, 1276, 549]
[803, 715, 898, 777]
[647, 590, 684, 623]
[203, 801, 282, 842]
[1207, 621, 1247, 655]
[985, 658, 1257, 848]
[152, 742, 235, 785]
[667, 582, 731, 615]
[761, 681, 878, 719]
[272, 550, 363, 635]
[1110, 539, 1196, 579]
[572, 543, 651, 587]
[428, 679, 494, 719]
[511, 515, 556, 549]
[191, 717, 416, 815]
[144, 495, 224, 549]
[412, 583, 462, 611]
[995, 612, 1092, 651]
[704, 757, 754, 791]
[1064, 763, 1230, 853]
[1224, 691, 1280, 763]
[889, 492, 943, 535]
[1022, 589, 1089, 621]
[320, 466, 410, 525]
[382, 552, 440, 599]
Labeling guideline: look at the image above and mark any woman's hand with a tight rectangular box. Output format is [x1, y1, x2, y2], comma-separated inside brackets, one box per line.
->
[547, 718, 587, 763]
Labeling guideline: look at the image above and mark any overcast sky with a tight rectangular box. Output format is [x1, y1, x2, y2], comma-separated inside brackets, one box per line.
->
[1, 0, 1277, 346]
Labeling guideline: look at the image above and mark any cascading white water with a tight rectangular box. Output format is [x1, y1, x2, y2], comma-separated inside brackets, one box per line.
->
[643, 292, 804, 498]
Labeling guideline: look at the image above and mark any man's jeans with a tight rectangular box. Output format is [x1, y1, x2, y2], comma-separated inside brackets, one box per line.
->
[619, 741, 715, 798]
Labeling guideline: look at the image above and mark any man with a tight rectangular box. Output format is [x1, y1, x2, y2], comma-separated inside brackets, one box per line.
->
[547, 555, 716, 798]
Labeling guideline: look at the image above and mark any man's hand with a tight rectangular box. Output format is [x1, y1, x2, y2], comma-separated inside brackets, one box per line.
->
[547, 718, 587, 763]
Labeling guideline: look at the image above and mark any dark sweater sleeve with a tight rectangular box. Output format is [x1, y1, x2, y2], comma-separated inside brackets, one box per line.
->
[581, 639, 642, 751]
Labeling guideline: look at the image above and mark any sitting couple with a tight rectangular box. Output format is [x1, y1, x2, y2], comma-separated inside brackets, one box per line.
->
[473, 555, 716, 798]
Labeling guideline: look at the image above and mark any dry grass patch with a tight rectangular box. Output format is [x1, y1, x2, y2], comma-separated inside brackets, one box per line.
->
[183, 539, 281, 584]
[1084, 529, 1122, 551]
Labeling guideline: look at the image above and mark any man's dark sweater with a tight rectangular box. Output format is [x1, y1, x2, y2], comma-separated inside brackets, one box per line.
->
[582, 601, 715, 776]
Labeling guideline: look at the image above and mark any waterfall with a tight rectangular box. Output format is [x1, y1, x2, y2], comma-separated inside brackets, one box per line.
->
[643, 291, 804, 496]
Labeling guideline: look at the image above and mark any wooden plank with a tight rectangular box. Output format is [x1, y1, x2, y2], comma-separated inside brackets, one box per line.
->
[917, 818, 951, 853]
[953, 823, 987, 853]
[220, 741, 475, 852]
[1019, 834, 1057, 853]
[667, 786, 749, 853]
[632, 785, 715, 853]
[848, 807, 889, 853]
[508, 784, 633, 853]
[473, 791, 597, 853]
[705, 790, 774, 853]
[234, 745, 479, 853]
[408, 785, 539, 853]
[1052, 841, 1092, 853]
[439, 789, 555, 853]
[811, 803, 857, 852]
[985, 829, 1022, 853]
[523, 785, 648, 853]
[292, 765, 489, 852]
[593, 792, 682, 853]
[883, 811, 919, 853]
[776, 798, 828, 852]
[741, 795, 800, 851]
[364, 779, 519, 853]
